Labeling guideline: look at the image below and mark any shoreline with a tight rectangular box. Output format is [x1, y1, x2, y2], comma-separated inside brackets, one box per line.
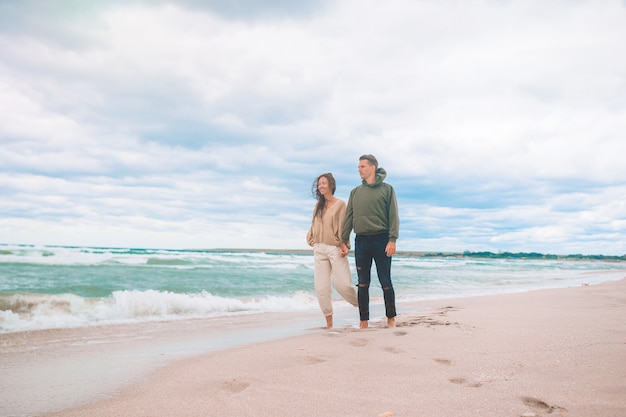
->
[2, 276, 625, 417]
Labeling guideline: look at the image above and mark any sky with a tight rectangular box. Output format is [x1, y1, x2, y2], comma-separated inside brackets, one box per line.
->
[1, 0, 625, 255]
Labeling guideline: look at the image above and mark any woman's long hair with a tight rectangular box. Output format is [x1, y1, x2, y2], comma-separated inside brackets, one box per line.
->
[311, 173, 336, 219]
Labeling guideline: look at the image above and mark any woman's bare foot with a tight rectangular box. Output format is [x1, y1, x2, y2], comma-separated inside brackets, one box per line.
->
[387, 317, 395, 327]
[325, 315, 333, 329]
[359, 320, 369, 329]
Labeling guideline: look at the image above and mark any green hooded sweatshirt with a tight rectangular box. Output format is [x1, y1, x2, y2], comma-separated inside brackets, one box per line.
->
[341, 167, 399, 246]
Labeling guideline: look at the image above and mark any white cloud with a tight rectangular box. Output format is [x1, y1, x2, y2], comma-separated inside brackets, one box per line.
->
[1, 0, 625, 254]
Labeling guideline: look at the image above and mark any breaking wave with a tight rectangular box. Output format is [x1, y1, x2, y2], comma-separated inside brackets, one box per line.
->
[0, 290, 318, 333]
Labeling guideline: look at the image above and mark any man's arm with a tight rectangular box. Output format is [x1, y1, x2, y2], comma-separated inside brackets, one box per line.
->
[387, 186, 399, 243]
[386, 185, 399, 257]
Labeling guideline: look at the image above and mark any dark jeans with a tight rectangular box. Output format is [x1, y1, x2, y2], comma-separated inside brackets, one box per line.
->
[354, 232, 396, 321]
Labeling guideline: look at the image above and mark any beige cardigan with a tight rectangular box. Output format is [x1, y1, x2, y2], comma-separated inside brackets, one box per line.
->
[306, 199, 347, 247]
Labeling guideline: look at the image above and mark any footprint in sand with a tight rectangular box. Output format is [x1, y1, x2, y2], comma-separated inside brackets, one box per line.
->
[382, 346, 403, 354]
[449, 377, 483, 388]
[393, 330, 407, 336]
[300, 355, 326, 365]
[220, 379, 251, 393]
[521, 396, 567, 413]
[350, 338, 369, 347]
[434, 358, 452, 365]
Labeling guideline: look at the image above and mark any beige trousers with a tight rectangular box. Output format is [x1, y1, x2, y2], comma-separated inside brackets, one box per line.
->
[313, 243, 358, 316]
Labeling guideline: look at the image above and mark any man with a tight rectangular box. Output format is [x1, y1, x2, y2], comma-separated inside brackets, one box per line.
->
[340, 154, 399, 328]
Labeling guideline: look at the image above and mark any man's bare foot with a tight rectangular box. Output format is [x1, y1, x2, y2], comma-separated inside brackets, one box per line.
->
[325, 315, 333, 329]
[387, 317, 395, 327]
[359, 320, 369, 329]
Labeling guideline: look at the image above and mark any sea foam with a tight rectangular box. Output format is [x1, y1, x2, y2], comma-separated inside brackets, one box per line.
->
[0, 290, 319, 333]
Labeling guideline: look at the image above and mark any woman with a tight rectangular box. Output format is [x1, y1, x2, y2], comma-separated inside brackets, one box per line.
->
[307, 173, 358, 328]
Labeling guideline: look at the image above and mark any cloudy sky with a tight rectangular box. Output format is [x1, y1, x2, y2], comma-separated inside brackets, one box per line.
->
[1, 0, 625, 255]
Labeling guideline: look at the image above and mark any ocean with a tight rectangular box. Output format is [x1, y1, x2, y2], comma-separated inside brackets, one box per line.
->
[2, 243, 625, 334]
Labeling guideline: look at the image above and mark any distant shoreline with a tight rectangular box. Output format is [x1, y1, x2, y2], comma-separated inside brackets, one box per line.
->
[212, 248, 626, 261]
[2, 243, 624, 261]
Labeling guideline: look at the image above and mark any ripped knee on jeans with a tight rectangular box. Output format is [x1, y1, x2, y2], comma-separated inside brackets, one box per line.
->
[358, 284, 369, 288]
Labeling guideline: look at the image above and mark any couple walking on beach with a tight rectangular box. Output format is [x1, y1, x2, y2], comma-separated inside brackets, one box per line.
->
[307, 154, 399, 329]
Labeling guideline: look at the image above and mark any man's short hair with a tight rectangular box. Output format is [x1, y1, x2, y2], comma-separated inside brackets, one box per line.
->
[359, 154, 378, 168]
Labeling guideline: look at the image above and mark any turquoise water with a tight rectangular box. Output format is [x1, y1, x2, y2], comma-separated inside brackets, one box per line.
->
[1, 243, 625, 333]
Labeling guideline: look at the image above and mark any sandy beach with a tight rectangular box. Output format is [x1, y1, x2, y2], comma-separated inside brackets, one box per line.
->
[3, 276, 625, 417]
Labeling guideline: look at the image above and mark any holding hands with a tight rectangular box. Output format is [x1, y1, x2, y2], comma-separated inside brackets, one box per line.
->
[340, 241, 396, 257]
